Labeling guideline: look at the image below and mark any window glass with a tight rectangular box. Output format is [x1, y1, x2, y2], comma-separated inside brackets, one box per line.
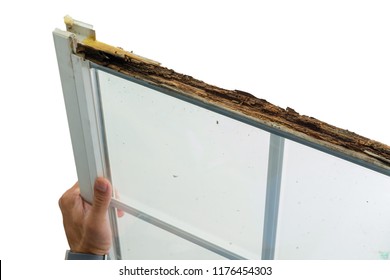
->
[275, 139, 390, 259]
[97, 70, 270, 259]
[117, 213, 227, 259]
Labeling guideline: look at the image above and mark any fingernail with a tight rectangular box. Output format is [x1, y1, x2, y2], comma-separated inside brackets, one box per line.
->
[95, 181, 108, 193]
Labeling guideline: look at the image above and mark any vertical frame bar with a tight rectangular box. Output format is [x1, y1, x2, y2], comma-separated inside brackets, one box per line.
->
[53, 29, 121, 259]
[53, 30, 96, 201]
[262, 134, 285, 259]
[53, 29, 104, 203]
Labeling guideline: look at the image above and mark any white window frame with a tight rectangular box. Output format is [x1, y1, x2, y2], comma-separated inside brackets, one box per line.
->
[53, 18, 390, 260]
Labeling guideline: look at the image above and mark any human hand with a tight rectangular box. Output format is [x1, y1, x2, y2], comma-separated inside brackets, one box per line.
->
[59, 177, 114, 256]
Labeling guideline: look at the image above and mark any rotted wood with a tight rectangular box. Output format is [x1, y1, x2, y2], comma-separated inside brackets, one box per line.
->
[76, 43, 390, 170]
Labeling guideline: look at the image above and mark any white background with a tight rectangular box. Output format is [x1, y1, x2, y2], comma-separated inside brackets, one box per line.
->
[1, 0, 389, 278]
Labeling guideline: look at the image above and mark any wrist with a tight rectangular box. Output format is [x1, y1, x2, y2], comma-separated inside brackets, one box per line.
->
[70, 238, 110, 256]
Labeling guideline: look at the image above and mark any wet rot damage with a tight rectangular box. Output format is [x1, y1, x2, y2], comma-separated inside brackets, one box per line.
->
[76, 43, 390, 170]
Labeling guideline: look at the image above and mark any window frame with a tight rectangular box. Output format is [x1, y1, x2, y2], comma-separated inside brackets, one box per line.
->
[53, 18, 390, 260]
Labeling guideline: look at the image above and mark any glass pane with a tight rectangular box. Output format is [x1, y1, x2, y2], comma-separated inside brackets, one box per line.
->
[117, 213, 226, 259]
[97, 69, 270, 259]
[275, 139, 390, 259]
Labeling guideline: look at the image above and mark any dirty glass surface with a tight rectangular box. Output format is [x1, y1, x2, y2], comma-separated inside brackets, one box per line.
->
[117, 212, 227, 259]
[96, 69, 270, 259]
[275, 139, 390, 260]
[93, 68, 390, 260]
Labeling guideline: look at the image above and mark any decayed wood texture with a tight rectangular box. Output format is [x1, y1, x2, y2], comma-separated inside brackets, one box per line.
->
[76, 43, 390, 171]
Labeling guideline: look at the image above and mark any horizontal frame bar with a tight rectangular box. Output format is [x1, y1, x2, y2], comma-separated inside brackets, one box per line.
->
[110, 198, 246, 260]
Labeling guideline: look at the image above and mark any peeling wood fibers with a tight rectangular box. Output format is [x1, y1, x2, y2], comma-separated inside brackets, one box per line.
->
[75, 41, 390, 171]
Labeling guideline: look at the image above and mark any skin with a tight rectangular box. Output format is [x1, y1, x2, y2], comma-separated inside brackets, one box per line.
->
[59, 177, 123, 256]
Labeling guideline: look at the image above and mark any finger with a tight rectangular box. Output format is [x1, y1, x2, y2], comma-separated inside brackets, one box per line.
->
[117, 208, 125, 218]
[90, 177, 112, 217]
[114, 188, 125, 217]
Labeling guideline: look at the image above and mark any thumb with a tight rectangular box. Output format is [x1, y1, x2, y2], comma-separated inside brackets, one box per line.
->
[91, 177, 112, 216]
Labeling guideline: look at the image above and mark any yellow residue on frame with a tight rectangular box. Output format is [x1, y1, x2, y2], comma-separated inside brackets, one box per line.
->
[81, 37, 160, 66]
[64, 15, 160, 66]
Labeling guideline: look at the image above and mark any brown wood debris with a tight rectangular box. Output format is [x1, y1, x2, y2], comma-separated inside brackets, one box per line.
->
[76, 43, 390, 171]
